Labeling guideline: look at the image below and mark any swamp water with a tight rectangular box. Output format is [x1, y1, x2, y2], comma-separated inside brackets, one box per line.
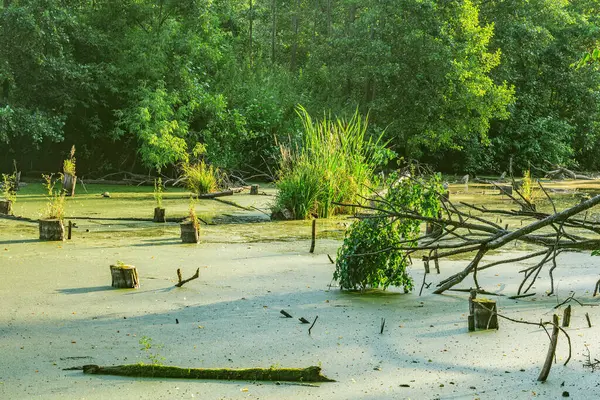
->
[0, 182, 599, 399]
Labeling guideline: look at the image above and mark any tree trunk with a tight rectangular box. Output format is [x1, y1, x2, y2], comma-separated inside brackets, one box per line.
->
[62, 174, 77, 197]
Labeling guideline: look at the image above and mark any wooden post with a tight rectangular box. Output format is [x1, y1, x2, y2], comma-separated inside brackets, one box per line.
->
[68, 220, 72, 240]
[423, 258, 430, 274]
[309, 219, 316, 253]
[153, 207, 166, 223]
[538, 314, 560, 382]
[586, 312, 592, 328]
[110, 265, 139, 289]
[250, 184, 259, 195]
[562, 305, 571, 327]
[468, 289, 477, 332]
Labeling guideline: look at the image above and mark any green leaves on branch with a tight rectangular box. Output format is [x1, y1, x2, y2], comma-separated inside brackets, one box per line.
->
[334, 170, 443, 291]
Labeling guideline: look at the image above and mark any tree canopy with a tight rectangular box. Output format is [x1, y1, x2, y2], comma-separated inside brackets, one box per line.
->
[1, 0, 599, 175]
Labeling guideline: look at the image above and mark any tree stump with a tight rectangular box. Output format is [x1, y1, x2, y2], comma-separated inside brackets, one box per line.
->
[153, 207, 166, 223]
[180, 221, 199, 243]
[469, 298, 498, 330]
[498, 185, 512, 196]
[39, 219, 65, 241]
[110, 265, 139, 289]
[250, 184, 259, 195]
[0, 199, 12, 215]
[62, 174, 77, 197]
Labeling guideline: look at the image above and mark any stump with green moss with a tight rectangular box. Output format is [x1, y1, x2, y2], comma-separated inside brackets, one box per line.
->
[63, 174, 77, 197]
[82, 364, 334, 382]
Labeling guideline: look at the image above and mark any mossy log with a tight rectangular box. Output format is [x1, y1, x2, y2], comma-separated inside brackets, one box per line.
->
[81, 364, 335, 382]
[110, 265, 139, 289]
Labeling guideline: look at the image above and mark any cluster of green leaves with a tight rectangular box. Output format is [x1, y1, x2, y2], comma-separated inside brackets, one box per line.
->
[334, 171, 443, 291]
[138, 336, 164, 366]
[273, 106, 392, 219]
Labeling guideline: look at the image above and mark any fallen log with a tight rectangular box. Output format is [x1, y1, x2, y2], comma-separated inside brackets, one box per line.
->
[197, 190, 234, 199]
[80, 364, 335, 382]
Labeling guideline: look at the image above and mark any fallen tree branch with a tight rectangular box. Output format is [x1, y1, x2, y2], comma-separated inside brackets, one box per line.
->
[80, 364, 335, 382]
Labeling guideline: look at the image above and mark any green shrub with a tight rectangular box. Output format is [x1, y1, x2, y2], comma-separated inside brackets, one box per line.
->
[182, 161, 221, 195]
[272, 106, 393, 219]
[334, 171, 442, 291]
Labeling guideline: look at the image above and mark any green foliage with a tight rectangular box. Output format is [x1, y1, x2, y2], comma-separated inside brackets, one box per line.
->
[42, 174, 66, 220]
[182, 161, 221, 195]
[1, 173, 16, 203]
[273, 106, 392, 219]
[334, 171, 443, 291]
[138, 336, 164, 366]
[153, 178, 163, 208]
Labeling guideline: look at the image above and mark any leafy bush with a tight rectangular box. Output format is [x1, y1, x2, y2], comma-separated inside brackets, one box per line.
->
[334, 171, 442, 291]
[272, 106, 393, 219]
[182, 161, 221, 195]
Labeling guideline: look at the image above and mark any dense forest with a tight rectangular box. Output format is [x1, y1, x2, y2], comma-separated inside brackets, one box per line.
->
[1, 0, 599, 176]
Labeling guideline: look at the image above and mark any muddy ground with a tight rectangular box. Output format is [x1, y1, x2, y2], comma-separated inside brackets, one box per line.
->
[0, 181, 599, 399]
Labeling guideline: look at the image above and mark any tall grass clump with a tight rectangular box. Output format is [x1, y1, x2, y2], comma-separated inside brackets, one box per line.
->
[272, 106, 392, 219]
[182, 161, 221, 195]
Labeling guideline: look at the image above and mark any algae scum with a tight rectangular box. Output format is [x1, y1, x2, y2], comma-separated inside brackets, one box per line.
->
[1, 181, 599, 399]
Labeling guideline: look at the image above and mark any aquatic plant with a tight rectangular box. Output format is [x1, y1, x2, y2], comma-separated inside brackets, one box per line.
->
[153, 177, 163, 208]
[1, 173, 17, 203]
[42, 173, 66, 220]
[63, 145, 76, 176]
[272, 106, 393, 219]
[182, 161, 221, 195]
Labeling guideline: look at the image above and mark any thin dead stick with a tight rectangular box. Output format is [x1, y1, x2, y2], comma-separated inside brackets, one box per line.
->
[308, 316, 319, 335]
[309, 219, 316, 253]
[538, 314, 560, 382]
[175, 268, 200, 287]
